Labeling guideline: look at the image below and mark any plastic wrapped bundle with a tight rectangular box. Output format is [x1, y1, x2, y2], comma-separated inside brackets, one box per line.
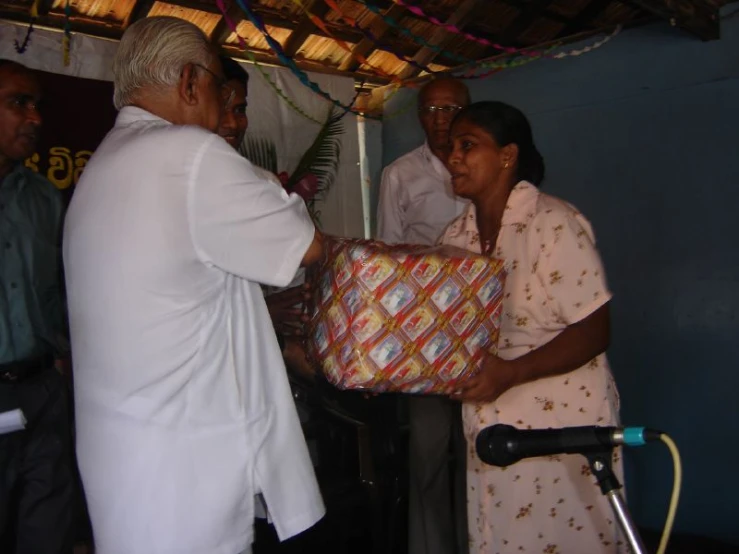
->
[308, 238, 506, 394]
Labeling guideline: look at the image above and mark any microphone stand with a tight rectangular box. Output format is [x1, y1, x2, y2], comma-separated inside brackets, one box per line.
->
[584, 449, 647, 554]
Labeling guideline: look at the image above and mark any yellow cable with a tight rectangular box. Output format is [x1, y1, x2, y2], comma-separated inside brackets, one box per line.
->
[656, 433, 682, 554]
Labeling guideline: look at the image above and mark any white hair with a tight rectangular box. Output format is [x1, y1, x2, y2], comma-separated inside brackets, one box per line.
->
[113, 16, 213, 110]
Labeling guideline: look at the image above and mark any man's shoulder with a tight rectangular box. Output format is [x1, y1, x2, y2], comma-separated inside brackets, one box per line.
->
[18, 166, 63, 204]
[383, 145, 426, 176]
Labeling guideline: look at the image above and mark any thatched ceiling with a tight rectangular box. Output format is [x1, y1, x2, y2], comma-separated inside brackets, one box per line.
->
[0, 0, 729, 85]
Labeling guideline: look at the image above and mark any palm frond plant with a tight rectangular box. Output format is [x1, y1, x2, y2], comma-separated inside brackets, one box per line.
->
[239, 135, 278, 175]
[239, 107, 344, 227]
[285, 107, 344, 225]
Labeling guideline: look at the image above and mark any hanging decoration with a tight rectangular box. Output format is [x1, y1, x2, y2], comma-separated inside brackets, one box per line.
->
[288, 0, 405, 85]
[13, 0, 39, 54]
[62, 0, 72, 66]
[217, 0, 375, 122]
[354, 0, 477, 65]
[549, 24, 621, 59]
[240, 49, 326, 124]
[390, 0, 546, 57]
[456, 24, 621, 77]
[322, 0, 441, 76]
[227, 0, 372, 118]
[217, 0, 621, 121]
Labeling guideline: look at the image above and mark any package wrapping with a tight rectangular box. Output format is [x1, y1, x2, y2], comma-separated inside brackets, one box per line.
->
[308, 238, 506, 394]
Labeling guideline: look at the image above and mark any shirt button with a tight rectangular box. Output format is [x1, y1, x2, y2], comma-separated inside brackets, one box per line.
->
[10, 283, 17, 289]
[4, 242, 10, 249]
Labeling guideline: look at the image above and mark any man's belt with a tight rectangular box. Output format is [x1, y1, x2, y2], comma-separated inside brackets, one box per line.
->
[0, 353, 55, 383]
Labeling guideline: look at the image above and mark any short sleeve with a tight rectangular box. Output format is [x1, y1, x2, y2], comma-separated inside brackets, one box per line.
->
[534, 206, 611, 325]
[376, 166, 405, 244]
[188, 135, 315, 288]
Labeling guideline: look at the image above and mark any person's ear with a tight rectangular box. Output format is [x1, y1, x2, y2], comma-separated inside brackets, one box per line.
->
[501, 143, 519, 169]
[178, 63, 199, 106]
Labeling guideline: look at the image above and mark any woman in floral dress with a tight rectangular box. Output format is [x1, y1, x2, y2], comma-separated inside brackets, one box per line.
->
[440, 101, 624, 554]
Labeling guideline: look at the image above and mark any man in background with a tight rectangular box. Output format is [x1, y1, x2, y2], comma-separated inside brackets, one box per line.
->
[216, 55, 314, 384]
[64, 18, 324, 554]
[376, 77, 471, 554]
[218, 55, 249, 151]
[0, 59, 74, 554]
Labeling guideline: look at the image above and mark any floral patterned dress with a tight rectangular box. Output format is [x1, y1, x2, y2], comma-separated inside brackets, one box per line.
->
[439, 181, 625, 554]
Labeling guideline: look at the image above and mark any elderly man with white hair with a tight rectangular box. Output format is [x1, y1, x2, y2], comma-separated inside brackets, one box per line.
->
[63, 16, 325, 554]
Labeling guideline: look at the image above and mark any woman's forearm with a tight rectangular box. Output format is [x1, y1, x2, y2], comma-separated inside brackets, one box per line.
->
[510, 302, 611, 387]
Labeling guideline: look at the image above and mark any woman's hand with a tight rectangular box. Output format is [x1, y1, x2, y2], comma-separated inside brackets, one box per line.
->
[451, 353, 521, 404]
[283, 338, 316, 381]
[265, 283, 312, 336]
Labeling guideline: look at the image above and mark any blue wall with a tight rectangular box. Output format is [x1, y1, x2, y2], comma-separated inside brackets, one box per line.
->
[382, 10, 739, 545]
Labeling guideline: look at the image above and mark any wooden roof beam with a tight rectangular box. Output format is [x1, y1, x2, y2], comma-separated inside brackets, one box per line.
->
[497, 0, 556, 47]
[220, 43, 389, 86]
[128, 0, 155, 25]
[556, 0, 612, 37]
[283, 0, 331, 57]
[338, 3, 406, 72]
[629, 0, 718, 40]
[496, 0, 572, 25]
[211, 2, 245, 44]
[397, 0, 485, 80]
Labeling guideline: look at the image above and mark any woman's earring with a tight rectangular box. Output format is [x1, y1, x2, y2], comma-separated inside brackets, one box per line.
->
[504, 161, 510, 169]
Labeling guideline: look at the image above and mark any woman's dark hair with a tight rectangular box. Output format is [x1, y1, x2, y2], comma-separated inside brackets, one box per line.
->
[453, 101, 545, 186]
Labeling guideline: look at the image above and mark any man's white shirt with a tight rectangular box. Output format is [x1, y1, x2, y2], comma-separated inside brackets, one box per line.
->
[63, 107, 324, 554]
[377, 142, 467, 245]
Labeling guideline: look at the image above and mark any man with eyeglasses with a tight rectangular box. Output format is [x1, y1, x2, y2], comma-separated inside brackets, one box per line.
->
[63, 17, 325, 554]
[377, 77, 470, 554]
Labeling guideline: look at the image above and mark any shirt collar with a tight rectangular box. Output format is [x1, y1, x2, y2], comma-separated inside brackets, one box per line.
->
[501, 180, 539, 225]
[420, 141, 450, 181]
[115, 106, 171, 128]
[1, 163, 31, 192]
[452, 180, 539, 237]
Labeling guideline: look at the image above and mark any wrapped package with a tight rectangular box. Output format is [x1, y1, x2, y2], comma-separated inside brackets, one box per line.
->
[307, 238, 506, 394]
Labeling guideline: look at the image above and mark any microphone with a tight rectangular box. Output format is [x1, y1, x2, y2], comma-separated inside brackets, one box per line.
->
[476, 424, 662, 467]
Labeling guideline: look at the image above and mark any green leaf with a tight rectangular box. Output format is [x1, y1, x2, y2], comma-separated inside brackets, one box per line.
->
[239, 135, 278, 175]
[287, 106, 344, 203]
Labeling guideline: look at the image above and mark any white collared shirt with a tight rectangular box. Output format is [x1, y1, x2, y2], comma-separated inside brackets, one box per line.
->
[377, 142, 468, 246]
[63, 107, 325, 554]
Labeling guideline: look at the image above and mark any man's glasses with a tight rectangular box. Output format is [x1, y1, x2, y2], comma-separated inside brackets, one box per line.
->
[193, 63, 235, 106]
[418, 105, 463, 116]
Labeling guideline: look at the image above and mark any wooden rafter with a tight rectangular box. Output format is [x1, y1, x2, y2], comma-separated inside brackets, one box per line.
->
[283, 0, 331, 57]
[338, 3, 406, 72]
[497, 0, 556, 47]
[556, 0, 611, 37]
[496, 0, 573, 25]
[211, 2, 245, 44]
[220, 43, 388, 85]
[128, 0, 155, 26]
[630, 0, 719, 40]
[166, 0, 221, 14]
[36, 0, 55, 16]
[397, 0, 485, 80]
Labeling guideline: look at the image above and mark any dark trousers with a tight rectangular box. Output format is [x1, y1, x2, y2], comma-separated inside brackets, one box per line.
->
[408, 395, 468, 554]
[0, 367, 75, 554]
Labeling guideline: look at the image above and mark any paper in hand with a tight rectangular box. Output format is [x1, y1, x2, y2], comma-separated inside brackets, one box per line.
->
[0, 409, 26, 435]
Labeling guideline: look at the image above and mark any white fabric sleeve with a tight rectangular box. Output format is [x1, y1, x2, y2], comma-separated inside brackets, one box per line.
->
[535, 208, 612, 325]
[188, 135, 315, 288]
[376, 165, 405, 243]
